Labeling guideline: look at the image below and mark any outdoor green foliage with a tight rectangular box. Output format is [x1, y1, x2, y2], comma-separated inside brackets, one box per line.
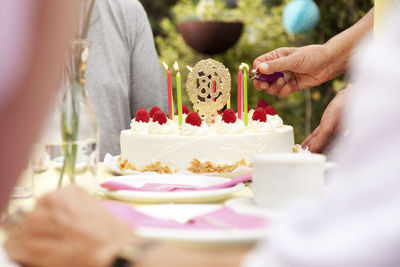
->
[140, 0, 373, 143]
[139, 0, 178, 36]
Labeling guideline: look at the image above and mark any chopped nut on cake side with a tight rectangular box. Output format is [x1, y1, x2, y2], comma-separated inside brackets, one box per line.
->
[118, 155, 137, 171]
[117, 156, 250, 174]
[141, 162, 172, 174]
[188, 158, 249, 174]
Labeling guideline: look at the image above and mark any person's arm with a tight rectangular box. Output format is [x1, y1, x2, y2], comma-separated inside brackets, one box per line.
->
[323, 8, 374, 80]
[253, 8, 374, 98]
[129, 1, 168, 116]
[137, 244, 246, 267]
[0, 0, 75, 211]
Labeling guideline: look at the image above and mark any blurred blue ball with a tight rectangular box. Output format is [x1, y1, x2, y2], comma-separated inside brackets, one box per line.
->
[283, 0, 320, 34]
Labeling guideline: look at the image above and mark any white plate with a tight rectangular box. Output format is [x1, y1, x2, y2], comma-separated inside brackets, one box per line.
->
[103, 154, 252, 178]
[133, 204, 270, 245]
[99, 174, 245, 203]
[225, 197, 279, 218]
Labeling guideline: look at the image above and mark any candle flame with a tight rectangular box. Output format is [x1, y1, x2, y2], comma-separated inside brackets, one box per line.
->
[186, 66, 193, 72]
[173, 62, 179, 72]
[162, 61, 169, 71]
[240, 63, 250, 72]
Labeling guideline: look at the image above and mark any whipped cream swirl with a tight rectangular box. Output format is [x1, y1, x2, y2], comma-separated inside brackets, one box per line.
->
[147, 119, 179, 135]
[180, 121, 210, 136]
[215, 120, 246, 135]
[247, 115, 283, 133]
[266, 115, 283, 129]
[130, 120, 149, 133]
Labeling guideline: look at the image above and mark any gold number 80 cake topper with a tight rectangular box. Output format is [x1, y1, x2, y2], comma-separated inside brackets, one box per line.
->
[186, 59, 231, 124]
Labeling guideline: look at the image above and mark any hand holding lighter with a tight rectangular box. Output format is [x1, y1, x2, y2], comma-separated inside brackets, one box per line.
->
[250, 68, 289, 83]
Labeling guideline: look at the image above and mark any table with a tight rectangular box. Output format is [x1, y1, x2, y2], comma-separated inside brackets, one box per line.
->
[9, 163, 253, 214]
[2, 163, 255, 254]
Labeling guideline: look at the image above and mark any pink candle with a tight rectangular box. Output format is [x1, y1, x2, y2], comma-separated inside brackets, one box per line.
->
[163, 62, 174, 120]
[237, 68, 243, 119]
[167, 70, 173, 119]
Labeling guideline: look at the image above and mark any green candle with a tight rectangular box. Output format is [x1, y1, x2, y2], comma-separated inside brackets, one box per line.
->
[242, 63, 249, 126]
[174, 62, 182, 127]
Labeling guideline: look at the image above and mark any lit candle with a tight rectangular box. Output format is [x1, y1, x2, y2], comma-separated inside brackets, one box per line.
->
[237, 65, 243, 119]
[174, 62, 182, 127]
[186, 66, 197, 113]
[227, 96, 231, 109]
[241, 63, 250, 126]
[162, 62, 174, 120]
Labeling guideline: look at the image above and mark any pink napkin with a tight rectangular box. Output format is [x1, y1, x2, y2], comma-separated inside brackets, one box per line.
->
[101, 173, 252, 192]
[103, 201, 268, 230]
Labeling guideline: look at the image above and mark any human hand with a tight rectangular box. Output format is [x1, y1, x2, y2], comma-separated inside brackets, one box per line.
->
[5, 186, 136, 267]
[253, 44, 342, 98]
[301, 89, 349, 153]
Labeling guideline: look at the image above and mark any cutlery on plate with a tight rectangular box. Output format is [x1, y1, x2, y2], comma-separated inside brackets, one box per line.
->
[200, 173, 252, 190]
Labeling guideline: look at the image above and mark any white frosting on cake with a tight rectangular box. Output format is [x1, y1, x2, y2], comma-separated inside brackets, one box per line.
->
[121, 112, 295, 172]
[180, 121, 209, 136]
[130, 120, 149, 133]
[214, 120, 246, 135]
[147, 120, 178, 135]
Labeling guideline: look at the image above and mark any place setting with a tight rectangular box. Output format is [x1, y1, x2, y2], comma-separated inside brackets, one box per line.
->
[102, 202, 271, 245]
[98, 173, 251, 203]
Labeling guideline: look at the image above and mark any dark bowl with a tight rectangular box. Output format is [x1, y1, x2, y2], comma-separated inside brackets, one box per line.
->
[177, 21, 244, 55]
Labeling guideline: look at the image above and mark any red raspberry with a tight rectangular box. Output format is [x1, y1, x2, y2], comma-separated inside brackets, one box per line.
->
[185, 112, 202, 127]
[222, 109, 237, 124]
[217, 110, 222, 115]
[137, 107, 147, 112]
[257, 99, 268, 109]
[182, 105, 190, 114]
[149, 106, 161, 119]
[265, 106, 277, 116]
[152, 110, 167, 125]
[135, 108, 150, 123]
[252, 107, 267, 122]
[177, 105, 190, 115]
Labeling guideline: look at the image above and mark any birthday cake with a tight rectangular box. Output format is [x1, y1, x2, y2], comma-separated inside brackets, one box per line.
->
[119, 59, 294, 174]
[119, 103, 294, 174]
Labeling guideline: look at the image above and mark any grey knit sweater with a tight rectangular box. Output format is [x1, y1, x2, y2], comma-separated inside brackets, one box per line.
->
[85, 0, 167, 159]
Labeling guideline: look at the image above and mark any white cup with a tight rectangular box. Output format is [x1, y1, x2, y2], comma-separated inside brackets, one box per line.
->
[252, 153, 326, 210]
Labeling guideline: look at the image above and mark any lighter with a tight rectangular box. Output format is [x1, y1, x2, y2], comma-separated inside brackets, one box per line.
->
[250, 68, 289, 83]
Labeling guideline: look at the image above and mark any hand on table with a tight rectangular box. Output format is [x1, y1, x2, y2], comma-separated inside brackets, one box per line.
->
[302, 89, 349, 153]
[253, 45, 341, 98]
[5, 186, 136, 267]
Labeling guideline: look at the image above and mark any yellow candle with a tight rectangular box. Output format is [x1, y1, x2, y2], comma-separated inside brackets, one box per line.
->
[174, 62, 182, 127]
